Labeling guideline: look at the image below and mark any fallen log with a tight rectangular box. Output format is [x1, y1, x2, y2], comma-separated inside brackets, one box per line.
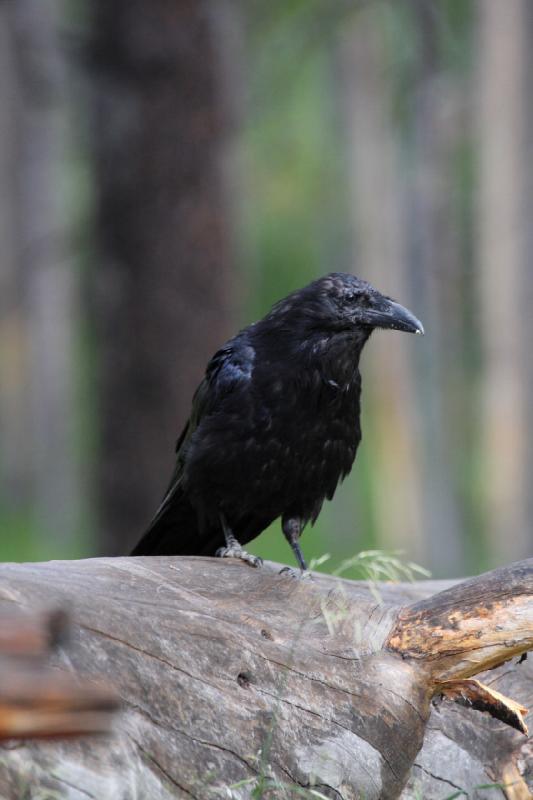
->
[0, 556, 531, 799]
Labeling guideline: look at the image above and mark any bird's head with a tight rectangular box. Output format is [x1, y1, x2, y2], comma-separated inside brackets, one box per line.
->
[263, 273, 424, 358]
[312, 273, 424, 336]
[311, 272, 424, 334]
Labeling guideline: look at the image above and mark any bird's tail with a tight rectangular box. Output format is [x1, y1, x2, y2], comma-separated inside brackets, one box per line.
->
[130, 481, 225, 556]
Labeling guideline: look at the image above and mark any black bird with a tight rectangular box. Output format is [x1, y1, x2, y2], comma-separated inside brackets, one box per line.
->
[131, 273, 423, 569]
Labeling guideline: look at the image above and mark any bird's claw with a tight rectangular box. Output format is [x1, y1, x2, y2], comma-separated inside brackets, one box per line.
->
[279, 566, 310, 580]
[216, 545, 263, 568]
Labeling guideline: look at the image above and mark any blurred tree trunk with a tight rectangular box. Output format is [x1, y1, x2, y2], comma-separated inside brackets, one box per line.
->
[340, 8, 426, 565]
[340, 2, 470, 576]
[477, 0, 530, 563]
[90, 1, 239, 555]
[406, 0, 467, 575]
[0, 4, 24, 502]
[525, 6, 533, 555]
[0, 0, 79, 551]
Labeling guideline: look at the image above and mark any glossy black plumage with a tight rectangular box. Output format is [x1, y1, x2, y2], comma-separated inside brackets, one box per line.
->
[131, 273, 423, 568]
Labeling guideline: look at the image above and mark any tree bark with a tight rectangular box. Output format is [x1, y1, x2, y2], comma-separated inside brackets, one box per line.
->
[90, 0, 237, 555]
[0, 557, 531, 799]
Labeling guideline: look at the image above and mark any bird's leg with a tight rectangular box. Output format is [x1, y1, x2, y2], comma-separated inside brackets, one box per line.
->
[216, 513, 262, 568]
[281, 517, 308, 573]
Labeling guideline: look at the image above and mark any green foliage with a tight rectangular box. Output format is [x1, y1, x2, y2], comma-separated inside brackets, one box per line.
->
[0, 508, 83, 563]
[332, 548, 430, 582]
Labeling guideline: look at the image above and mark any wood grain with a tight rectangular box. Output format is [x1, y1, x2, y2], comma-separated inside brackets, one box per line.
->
[0, 556, 530, 799]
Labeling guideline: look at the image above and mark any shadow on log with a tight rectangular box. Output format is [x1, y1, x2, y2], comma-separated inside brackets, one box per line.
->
[0, 557, 531, 799]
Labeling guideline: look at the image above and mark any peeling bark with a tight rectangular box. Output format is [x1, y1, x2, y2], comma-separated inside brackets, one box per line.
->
[0, 557, 530, 799]
[439, 679, 528, 735]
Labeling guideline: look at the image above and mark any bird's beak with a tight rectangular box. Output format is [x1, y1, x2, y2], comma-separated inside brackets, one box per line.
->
[362, 297, 424, 335]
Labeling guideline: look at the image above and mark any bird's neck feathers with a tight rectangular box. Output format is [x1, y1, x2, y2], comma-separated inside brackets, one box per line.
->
[254, 312, 370, 389]
[306, 328, 370, 388]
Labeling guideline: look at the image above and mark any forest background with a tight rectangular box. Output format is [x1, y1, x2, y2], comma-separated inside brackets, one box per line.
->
[0, 0, 530, 579]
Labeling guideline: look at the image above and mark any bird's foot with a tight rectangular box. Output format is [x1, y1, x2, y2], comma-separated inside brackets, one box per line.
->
[216, 545, 263, 568]
[279, 566, 311, 580]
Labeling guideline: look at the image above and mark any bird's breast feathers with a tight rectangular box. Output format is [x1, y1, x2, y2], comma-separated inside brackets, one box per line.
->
[184, 340, 362, 519]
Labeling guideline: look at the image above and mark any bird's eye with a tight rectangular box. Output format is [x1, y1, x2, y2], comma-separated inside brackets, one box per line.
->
[345, 291, 369, 305]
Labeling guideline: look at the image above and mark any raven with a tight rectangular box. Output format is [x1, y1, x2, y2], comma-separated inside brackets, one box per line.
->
[131, 273, 423, 569]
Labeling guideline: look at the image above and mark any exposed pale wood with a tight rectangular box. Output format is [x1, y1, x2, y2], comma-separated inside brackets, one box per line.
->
[0, 556, 530, 800]
[499, 762, 532, 800]
[386, 560, 533, 682]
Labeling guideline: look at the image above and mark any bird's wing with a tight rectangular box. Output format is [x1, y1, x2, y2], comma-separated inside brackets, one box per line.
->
[158, 336, 255, 509]
[131, 337, 256, 555]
